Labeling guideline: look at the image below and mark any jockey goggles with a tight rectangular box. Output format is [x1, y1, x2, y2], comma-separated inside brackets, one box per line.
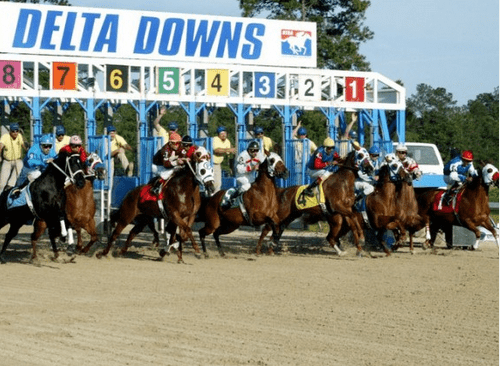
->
[249, 149, 259, 153]
[42, 144, 52, 149]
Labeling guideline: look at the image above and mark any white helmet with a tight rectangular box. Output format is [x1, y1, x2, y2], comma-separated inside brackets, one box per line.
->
[395, 143, 407, 152]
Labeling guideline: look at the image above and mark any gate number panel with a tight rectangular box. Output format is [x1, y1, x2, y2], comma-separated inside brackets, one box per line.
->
[0, 60, 21, 89]
[106, 65, 129, 93]
[254, 72, 276, 98]
[207, 69, 229, 96]
[52, 62, 77, 90]
[345, 77, 365, 102]
[157, 67, 179, 94]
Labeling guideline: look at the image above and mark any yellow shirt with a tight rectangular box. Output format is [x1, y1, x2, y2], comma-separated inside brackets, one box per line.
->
[212, 136, 232, 164]
[55, 135, 70, 153]
[260, 135, 273, 152]
[110, 134, 129, 152]
[0, 133, 24, 160]
[155, 125, 169, 145]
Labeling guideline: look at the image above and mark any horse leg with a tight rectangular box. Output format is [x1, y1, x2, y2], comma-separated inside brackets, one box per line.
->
[119, 220, 148, 255]
[31, 219, 48, 262]
[46, 226, 61, 261]
[0, 223, 23, 264]
[325, 215, 346, 256]
[461, 218, 483, 250]
[77, 219, 99, 255]
[98, 221, 128, 258]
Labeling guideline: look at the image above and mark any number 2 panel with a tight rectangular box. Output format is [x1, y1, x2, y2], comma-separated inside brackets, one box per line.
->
[298, 75, 321, 101]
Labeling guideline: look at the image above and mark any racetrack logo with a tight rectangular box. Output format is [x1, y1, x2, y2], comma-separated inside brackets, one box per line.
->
[281, 29, 312, 56]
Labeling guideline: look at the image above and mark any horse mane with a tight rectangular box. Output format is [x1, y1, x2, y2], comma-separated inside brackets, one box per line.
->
[375, 164, 391, 187]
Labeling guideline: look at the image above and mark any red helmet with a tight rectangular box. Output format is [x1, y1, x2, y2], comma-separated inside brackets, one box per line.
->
[169, 132, 182, 142]
[461, 150, 474, 161]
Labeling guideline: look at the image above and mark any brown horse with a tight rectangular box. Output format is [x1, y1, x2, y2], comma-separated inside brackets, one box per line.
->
[412, 163, 499, 250]
[255, 151, 364, 256]
[32, 152, 107, 255]
[198, 151, 289, 256]
[95, 148, 215, 262]
[360, 160, 409, 255]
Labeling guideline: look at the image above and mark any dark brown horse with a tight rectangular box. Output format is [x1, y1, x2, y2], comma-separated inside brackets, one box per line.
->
[94, 148, 215, 262]
[361, 160, 409, 255]
[198, 151, 289, 256]
[32, 152, 107, 255]
[256, 151, 364, 256]
[0, 151, 86, 263]
[412, 163, 499, 250]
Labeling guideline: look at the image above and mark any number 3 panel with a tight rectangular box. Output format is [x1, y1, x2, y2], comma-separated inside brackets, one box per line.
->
[254, 72, 276, 98]
[298, 75, 321, 101]
[0, 61, 22, 89]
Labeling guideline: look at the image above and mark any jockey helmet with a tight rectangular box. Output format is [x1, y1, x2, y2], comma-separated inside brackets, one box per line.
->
[70, 135, 82, 145]
[323, 137, 335, 148]
[181, 135, 193, 145]
[216, 126, 226, 135]
[395, 143, 407, 152]
[55, 125, 65, 135]
[349, 130, 357, 139]
[168, 122, 178, 131]
[40, 134, 52, 146]
[247, 140, 260, 152]
[169, 132, 182, 142]
[254, 126, 264, 135]
[107, 125, 116, 133]
[9, 123, 19, 131]
[369, 145, 380, 155]
[297, 127, 307, 136]
[461, 150, 474, 161]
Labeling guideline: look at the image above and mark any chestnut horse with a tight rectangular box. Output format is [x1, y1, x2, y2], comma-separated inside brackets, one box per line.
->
[198, 151, 289, 256]
[255, 151, 364, 256]
[0, 151, 86, 263]
[95, 148, 215, 262]
[412, 163, 499, 250]
[32, 152, 107, 255]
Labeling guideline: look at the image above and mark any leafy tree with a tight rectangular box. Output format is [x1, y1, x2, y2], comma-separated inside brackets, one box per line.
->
[240, 0, 373, 71]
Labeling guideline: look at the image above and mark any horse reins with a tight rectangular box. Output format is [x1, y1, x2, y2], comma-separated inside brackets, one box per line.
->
[49, 155, 85, 186]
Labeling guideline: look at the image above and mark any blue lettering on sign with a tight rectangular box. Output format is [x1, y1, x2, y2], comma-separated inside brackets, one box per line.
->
[61, 12, 77, 51]
[216, 22, 242, 58]
[13, 9, 40, 48]
[185, 20, 220, 57]
[134, 17, 160, 54]
[158, 18, 184, 56]
[41, 10, 63, 50]
[80, 13, 101, 51]
[242, 24, 264, 59]
[94, 15, 118, 52]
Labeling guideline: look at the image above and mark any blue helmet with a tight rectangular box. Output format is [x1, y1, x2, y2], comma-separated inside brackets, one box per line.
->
[55, 125, 65, 135]
[254, 126, 264, 135]
[369, 146, 380, 155]
[107, 125, 116, 133]
[349, 130, 357, 139]
[168, 122, 178, 131]
[216, 126, 226, 135]
[9, 123, 19, 131]
[40, 134, 52, 146]
[297, 127, 307, 136]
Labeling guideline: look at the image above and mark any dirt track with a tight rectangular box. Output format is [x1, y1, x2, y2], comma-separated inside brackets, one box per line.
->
[0, 227, 498, 366]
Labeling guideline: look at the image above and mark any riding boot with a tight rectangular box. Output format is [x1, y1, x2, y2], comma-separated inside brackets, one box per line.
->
[303, 178, 320, 197]
[10, 181, 27, 199]
[150, 178, 164, 196]
[222, 189, 239, 209]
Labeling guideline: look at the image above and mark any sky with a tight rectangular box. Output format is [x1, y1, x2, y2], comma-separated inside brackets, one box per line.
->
[71, 0, 499, 106]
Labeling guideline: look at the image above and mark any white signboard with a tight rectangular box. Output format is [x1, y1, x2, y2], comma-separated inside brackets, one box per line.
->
[0, 3, 317, 68]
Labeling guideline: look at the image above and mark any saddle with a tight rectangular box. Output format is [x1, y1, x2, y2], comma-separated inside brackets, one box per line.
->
[139, 183, 165, 203]
[220, 188, 252, 224]
[434, 189, 464, 213]
[295, 184, 325, 209]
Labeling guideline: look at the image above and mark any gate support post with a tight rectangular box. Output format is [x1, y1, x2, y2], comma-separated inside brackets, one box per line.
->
[227, 103, 252, 152]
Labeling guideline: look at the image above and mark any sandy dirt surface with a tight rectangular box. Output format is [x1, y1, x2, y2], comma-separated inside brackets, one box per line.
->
[0, 225, 498, 366]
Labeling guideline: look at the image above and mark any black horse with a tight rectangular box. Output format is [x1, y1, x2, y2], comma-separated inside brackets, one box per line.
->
[0, 151, 86, 263]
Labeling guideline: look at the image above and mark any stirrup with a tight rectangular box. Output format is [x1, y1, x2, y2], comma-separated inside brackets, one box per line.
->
[11, 188, 21, 199]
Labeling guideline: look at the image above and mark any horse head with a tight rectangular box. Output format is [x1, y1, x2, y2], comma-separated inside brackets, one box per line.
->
[192, 146, 215, 197]
[379, 159, 408, 184]
[263, 151, 289, 180]
[482, 163, 499, 188]
[54, 151, 86, 189]
[86, 152, 107, 180]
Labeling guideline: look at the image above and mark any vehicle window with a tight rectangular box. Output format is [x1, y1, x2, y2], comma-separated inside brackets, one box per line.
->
[407, 146, 440, 165]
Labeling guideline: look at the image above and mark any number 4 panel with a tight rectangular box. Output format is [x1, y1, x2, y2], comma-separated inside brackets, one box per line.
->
[0, 61, 22, 89]
[206, 69, 229, 96]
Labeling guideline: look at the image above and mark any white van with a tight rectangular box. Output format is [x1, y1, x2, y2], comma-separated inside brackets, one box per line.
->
[392, 142, 446, 188]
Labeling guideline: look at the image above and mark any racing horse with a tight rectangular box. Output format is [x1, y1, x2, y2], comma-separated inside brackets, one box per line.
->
[0, 151, 86, 263]
[412, 163, 499, 250]
[198, 151, 289, 256]
[94, 147, 215, 262]
[360, 159, 409, 255]
[32, 152, 107, 255]
[255, 150, 364, 256]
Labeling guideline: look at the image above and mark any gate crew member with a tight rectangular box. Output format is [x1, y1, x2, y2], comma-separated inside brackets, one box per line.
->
[54, 125, 70, 153]
[212, 126, 236, 192]
[300, 137, 339, 202]
[0, 123, 27, 192]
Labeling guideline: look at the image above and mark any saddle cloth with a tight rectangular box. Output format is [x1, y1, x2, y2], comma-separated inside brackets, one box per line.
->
[433, 190, 463, 213]
[139, 185, 165, 204]
[294, 183, 326, 209]
[6, 186, 29, 210]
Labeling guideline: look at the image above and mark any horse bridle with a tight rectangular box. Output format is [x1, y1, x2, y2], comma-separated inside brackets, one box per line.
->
[265, 152, 283, 177]
[49, 154, 85, 185]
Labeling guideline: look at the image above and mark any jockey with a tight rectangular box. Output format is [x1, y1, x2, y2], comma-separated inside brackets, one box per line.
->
[151, 132, 186, 195]
[12, 134, 57, 198]
[181, 135, 197, 159]
[301, 137, 339, 200]
[442, 150, 478, 204]
[354, 145, 381, 202]
[351, 140, 369, 167]
[59, 135, 88, 164]
[393, 143, 422, 179]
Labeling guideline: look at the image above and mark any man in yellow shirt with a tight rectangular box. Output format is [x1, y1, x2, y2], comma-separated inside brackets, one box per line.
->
[108, 125, 134, 177]
[0, 123, 27, 192]
[54, 125, 71, 153]
[212, 126, 236, 192]
[153, 105, 180, 146]
[254, 126, 274, 152]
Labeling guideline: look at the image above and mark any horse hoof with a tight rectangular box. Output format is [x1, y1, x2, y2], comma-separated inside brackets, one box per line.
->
[356, 251, 363, 258]
[194, 253, 202, 260]
[96, 251, 104, 259]
[203, 253, 209, 259]
[159, 249, 167, 258]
